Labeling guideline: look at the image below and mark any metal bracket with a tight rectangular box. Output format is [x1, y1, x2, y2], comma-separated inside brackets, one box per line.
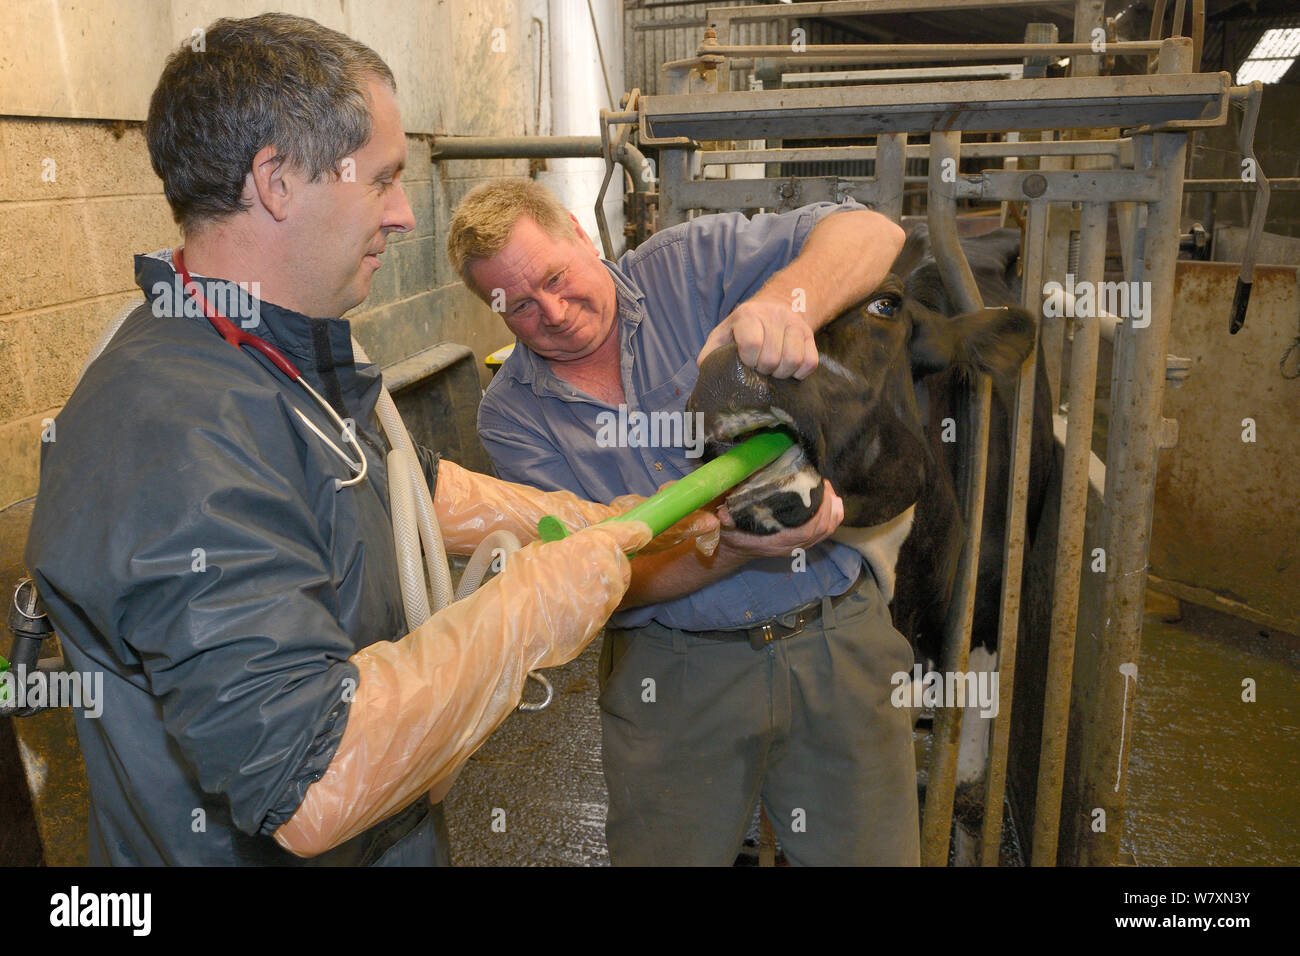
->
[1158, 416, 1180, 449]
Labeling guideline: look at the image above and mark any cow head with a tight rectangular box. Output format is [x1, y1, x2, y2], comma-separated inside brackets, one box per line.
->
[686, 227, 1036, 534]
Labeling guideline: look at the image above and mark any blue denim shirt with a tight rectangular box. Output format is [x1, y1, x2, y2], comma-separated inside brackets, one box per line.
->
[478, 202, 867, 630]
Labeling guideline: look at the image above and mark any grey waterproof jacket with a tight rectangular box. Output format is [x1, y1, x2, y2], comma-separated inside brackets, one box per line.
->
[25, 252, 446, 865]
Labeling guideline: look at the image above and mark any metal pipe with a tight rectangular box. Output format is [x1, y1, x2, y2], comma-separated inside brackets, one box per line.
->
[698, 140, 1126, 167]
[699, 41, 1165, 61]
[1183, 178, 1298, 192]
[781, 63, 1025, 83]
[429, 135, 651, 188]
[1031, 201, 1108, 865]
[1075, 39, 1192, 867]
[1148, 0, 1169, 41]
[432, 134, 652, 261]
[875, 133, 906, 221]
[979, 197, 1048, 865]
[1072, 0, 1105, 79]
[1230, 81, 1271, 333]
[707, 0, 1059, 20]
[920, 130, 994, 867]
[658, 147, 689, 228]
[431, 135, 603, 159]
[1192, 0, 1205, 71]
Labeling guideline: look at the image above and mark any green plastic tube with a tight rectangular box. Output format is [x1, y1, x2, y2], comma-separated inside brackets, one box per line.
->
[538, 429, 795, 542]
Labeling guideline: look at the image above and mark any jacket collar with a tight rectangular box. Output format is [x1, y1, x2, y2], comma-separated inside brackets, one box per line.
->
[133, 250, 358, 375]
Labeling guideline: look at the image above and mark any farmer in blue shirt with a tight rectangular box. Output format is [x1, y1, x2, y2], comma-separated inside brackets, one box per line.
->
[448, 180, 919, 865]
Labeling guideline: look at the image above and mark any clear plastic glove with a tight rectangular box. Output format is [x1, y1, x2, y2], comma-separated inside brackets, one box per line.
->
[274, 519, 651, 858]
[436, 459, 718, 556]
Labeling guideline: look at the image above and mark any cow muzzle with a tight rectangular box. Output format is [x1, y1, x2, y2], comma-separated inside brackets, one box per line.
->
[688, 348, 826, 534]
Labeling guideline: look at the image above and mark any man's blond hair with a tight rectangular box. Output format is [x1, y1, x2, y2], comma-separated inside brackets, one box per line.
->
[446, 178, 578, 296]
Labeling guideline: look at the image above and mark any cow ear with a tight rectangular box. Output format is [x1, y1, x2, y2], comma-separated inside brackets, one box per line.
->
[910, 305, 1036, 383]
[981, 228, 1023, 274]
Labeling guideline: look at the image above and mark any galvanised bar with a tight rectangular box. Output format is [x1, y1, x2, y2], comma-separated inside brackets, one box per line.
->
[708, 0, 1055, 24]
[1182, 178, 1299, 191]
[781, 64, 1024, 83]
[1031, 201, 1109, 866]
[430, 135, 602, 158]
[667, 169, 1165, 213]
[698, 140, 1125, 167]
[920, 130, 994, 868]
[979, 197, 1048, 865]
[875, 133, 907, 222]
[658, 147, 691, 229]
[954, 170, 1162, 203]
[668, 177, 891, 212]
[671, 170, 1161, 211]
[1074, 39, 1193, 868]
[701, 42, 1167, 60]
[639, 72, 1228, 141]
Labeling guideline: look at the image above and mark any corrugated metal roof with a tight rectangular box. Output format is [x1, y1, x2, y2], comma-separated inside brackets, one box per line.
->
[625, 0, 1300, 91]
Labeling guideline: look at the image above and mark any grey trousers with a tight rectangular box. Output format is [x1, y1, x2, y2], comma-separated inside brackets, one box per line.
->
[598, 574, 920, 866]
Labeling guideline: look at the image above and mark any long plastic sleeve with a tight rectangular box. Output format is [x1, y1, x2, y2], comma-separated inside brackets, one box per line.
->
[273, 519, 652, 858]
[434, 459, 717, 556]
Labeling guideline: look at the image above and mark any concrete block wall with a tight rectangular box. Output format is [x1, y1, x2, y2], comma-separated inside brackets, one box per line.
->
[0, 118, 178, 509]
[0, 0, 551, 509]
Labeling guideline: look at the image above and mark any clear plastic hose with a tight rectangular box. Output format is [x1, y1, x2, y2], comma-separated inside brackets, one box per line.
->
[455, 530, 523, 602]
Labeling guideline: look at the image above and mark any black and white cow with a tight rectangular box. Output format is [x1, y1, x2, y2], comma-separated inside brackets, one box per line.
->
[687, 225, 1054, 787]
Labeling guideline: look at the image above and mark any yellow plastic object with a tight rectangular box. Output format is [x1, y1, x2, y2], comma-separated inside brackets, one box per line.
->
[273, 519, 651, 858]
[484, 343, 515, 375]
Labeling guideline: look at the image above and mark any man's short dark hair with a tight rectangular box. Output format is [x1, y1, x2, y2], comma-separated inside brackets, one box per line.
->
[146, 13, 395, 234]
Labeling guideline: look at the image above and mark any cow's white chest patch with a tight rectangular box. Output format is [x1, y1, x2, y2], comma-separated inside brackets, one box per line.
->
[831, 504, 916, 604]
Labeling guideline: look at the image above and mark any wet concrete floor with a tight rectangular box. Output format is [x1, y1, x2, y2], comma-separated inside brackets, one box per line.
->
[442, 643, 612, 866]
[1121, 601, 1300, 866]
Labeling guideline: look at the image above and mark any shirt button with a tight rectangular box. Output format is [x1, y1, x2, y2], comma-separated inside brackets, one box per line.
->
[744, 610, 754, 620]
[653, 462, 663, 471]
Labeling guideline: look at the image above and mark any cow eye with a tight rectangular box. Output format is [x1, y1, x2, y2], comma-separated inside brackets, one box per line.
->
[867, 295, 900, 318]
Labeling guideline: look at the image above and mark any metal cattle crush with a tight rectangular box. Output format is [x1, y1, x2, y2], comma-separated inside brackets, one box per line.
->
[595, 0, 1266, 866]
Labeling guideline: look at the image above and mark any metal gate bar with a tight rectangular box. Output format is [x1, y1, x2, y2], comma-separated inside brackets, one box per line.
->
[919, 131, 995, 867]
[1031, 200, 1108, 865]
[979, 196, 1048, 864]
[1075, 65, 1191, 864]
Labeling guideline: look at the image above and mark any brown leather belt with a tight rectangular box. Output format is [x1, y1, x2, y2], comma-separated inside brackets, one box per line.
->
[678, 577, 865, 651]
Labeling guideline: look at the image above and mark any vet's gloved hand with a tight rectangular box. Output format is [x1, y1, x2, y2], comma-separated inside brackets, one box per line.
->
[611, 486, 721, 557]
[436, 459, 719, 556]
[274, 519, 651, 858]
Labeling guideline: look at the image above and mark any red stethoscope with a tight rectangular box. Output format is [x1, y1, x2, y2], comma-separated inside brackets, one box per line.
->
[173, 247, 368, 489]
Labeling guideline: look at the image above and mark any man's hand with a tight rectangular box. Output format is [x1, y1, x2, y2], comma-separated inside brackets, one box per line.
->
[714, 478, 843, 560]
[695, 208, 906, 381]
[617, 478, 842, 610]
[697, 293, 818, 380]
